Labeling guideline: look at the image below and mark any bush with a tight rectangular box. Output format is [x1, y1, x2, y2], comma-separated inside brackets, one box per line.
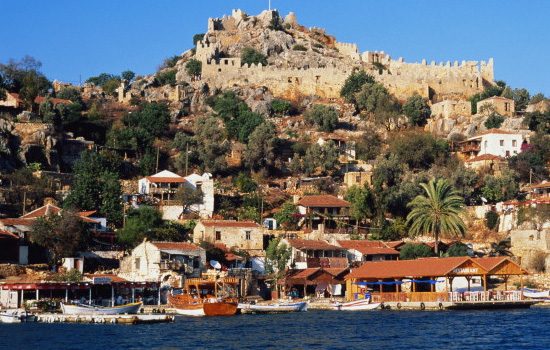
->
[304, 104, 339, 132]
[484, 113, 504, 129]
[399, 243, 435, 260]
[270, 99, 292, 117]
[193, 33, 205, 46]
[103, 79, 121, 96]
[485, 211, 499, 230]
[403, 93, 430, 127]
[292, 44, 307, 51]
[268, 17, 283, 31]
[241, 48, 267, 67]
[312, 43, 324, 49]
[185, 59, 202, 77]
[530, 252, 547, 272]
[446, 242, 469, 257]
[155, 69, 177, 86]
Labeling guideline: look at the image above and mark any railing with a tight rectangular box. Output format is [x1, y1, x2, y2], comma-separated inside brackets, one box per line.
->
[448, 291, 522, 302]
[370, 292, 448, 303]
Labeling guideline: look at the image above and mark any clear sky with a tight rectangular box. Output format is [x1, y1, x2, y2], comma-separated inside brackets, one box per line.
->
[2, 0, 549, 96]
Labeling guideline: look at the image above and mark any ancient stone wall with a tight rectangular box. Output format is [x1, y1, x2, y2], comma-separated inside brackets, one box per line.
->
[431, 100, 472, 119]
[335, 42, 361, 61]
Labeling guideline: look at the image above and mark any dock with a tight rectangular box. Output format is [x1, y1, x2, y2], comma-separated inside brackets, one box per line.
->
[381, 300, 539, 311]
[35, 313, 174, 324]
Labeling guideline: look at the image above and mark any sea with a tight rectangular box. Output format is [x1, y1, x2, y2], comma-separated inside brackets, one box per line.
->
[0, 308, 548, 350]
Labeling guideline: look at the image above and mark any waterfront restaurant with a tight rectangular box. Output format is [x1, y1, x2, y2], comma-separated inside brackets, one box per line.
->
[345, 256, 528, 303]
[0, 274, 159, 308]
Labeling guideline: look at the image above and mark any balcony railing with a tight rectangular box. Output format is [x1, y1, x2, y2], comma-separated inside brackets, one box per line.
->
[367, 290, 522, 303]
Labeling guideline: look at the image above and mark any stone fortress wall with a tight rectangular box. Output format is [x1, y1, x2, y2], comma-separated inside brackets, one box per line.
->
[196, 9, 495, 102]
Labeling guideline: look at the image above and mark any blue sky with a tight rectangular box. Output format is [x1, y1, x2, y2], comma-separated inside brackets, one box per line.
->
[2, 0, 549, 96]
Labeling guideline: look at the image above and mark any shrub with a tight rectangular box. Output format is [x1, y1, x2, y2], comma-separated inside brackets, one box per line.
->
[268, 16, 283, 31]
[241, 48, 267, 67]
[292, 44, 307, 51]
[304, 104, 339, 132]
[312, 43, 324, 49]
[485, 211, 499, 230]
[446, 242, 469, 257]
[270, 99, 292, 117]
[530, 252, 547, 272]
[484, 113, 504, 129]
[185, 59, 202, 77]
[155, 69, 177, 86]
[193, 33, 205, 46]
[399, 243, 435, 260]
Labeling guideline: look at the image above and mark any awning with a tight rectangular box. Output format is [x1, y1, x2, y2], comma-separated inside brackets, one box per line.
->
[160, 249, 201, 256]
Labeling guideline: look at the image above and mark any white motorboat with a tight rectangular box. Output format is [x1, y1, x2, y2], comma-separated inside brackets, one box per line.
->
[238, 301, 308, 313]
[333, 299, 382, 311]
[0, 309, 35, 323]
[60, 302, 142, 315]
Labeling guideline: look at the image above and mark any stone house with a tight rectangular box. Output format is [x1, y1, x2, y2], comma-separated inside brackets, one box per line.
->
[523, 182, 550, 201]
[138, 170, 214, 219]
[477, 96, 515, 117]
[119, 241, 206, 288]
[193, 220, 264, 255]
[458, 129, 523, 160]
[336, 240, 400, 262]
[464, 154, 507, 175]
[296, 195, 350, 230]
[430, 99, 472, 119]
[343, 171, 372, 188]
[0, 92, 72, 110]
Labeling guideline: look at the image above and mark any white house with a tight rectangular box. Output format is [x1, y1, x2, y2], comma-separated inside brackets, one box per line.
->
[459, 129, 523, 160]
[137, 170, 214, 219]
[119, 241, 206, 288]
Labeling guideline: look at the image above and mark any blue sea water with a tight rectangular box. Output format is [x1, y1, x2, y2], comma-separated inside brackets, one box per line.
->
[0, 308, 548, 350]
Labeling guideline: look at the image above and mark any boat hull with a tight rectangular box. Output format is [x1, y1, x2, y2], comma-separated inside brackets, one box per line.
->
[238, 302, 308, 313]
[0, 309, 34, 323]
[333, 300, 382, 311]
[174, 302, 238, 317]
[60, 302, 142, 315]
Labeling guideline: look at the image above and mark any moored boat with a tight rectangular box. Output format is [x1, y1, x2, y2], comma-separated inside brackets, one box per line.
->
[169, 275, 240, 317]
[60, 302, 142, 315]
[238, 302, 308, 313]
[0, 309, 35, 323]
[523, 289, 550, 299]
[333, 299, 382, 311]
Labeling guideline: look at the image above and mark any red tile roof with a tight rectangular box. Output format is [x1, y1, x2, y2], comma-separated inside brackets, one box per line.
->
[9, 93, 73, 106]
[150, 241, 201, 251]
[474, 256, 527, 275]
[0, 230, 19, 239]
[286, 239, 344, 250]
[482, 96, 513, 102]
[465, 154, 506, 163]
[201, 220, 260, 228]
[289, 267, 348, 279]
[385, 241, 405, 249]
[0, 218, 33, 226]
[346, 257, 482, 279]
[77, 210, 98, 217]
[525, 182, 550, 190]
[21, 204, 61, 219]
[337, 240, 399, 255]
[468, 128, 518, 140]
[296, 195, 350, 208]
[146, 176, 185, 183]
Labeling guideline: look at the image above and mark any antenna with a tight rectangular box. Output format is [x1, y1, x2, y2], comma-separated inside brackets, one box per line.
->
[269, 0, 271, 10]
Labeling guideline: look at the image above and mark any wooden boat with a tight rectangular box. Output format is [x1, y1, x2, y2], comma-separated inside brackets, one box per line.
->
[60, 302, 142, 315]
[169, 275, 239, 317]
[0, 309, 35, 323]
[523, 290, 550, 299]
[333, 299, 382, 311]
[238, 301, 308, 313]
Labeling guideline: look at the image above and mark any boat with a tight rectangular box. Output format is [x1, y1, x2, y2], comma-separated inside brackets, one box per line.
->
[0, 309, 35, 323]
[523, 289, 550, 299]
[333, 299, 382, 311]
[238, 301, 308, 313]
[169, 275, 239, 317]
[60, 302, 142, 315]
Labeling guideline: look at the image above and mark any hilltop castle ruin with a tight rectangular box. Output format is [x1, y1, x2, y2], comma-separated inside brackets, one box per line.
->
[193, 9, 494, 102]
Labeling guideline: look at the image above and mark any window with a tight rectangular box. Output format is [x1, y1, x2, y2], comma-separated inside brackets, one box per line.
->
[215, 231, 221, 241]
[500, 140, 504, 146]
[512, 140, 517, 147]
[505, 102, 509, 111]
[134, 258, 140, 270]
[245, 231, 251, 240]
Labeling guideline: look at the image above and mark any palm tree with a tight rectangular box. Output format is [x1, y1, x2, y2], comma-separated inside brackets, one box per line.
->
[406, 178, 466, 256]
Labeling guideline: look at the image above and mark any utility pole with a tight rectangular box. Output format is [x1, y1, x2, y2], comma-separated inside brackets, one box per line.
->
[530, 168, 533, 187]
[185, 142, 189, 176]
[269, 0, 271, 10]
[155, 147, 160, 173]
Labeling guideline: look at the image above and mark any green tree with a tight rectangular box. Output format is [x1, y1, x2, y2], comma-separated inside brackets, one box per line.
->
[118, 206, 165, 249]
[399, 243, 435, 260]
[481, 169, 519, 203]
[121, 70, 136, 83]
[345, 185, 376, 231]
[103, 78, 121, 95]
[86, 73, 119, 87]
[403, 93, 430, 127]
[39, 97, 58, 124]
[512, 88, 530, 112]
[235, 172, 257, 193]
[56, 87, 82, 103]
[355, 81, 392, 115]
[274, 202, 299, 231]
[0, 56, 51, 96]
[193, 116, 230, 173]
[241, 48, 267, 67]
[451, 165, 479, 200]
[270, 99, 292, 117]
[185, 59, 202, 78]
[175, 186, 204, 216]
[530, 93, 546, 104]
[354, 130, 382, 162]
[303, 104, 339, 132]
[193, 33, 205, 46]
[445, 242, 469, 257]
[244, 122, 278, 170]
[64, 151, 123, 226]
[484, 113, 504, 129]
[388, 131, 449, 170]
[340, 69, 375, 104]
[485, 211, 499, 230]
[268, 16, 283, 31]
[406, 178, 466, 256]
[372, 154, 407, 191]
[29, 211, 92, 264]
[155, 69, 177, 86]
[265, 238, 292, 296]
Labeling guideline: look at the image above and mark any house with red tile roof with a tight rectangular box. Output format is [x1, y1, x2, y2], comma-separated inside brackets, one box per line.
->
[458, 128, 524, 162]
[296, 195, 350, 230]
[193, 220, 264, 255]
[281, 238, 346, 269]
[284, 267, 349, 298]
[119, 240, 206, 287]
[336, 240, 399, 262]
[0, 92, 73, 110]
[477, 96, 515, 117]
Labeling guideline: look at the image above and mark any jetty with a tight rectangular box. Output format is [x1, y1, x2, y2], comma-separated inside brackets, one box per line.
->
[35, 313, 174, 324]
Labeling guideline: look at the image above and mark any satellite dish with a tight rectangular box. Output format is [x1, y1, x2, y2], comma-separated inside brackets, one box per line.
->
[481, 197, 488, 203]
[210, 260, 221, 269]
